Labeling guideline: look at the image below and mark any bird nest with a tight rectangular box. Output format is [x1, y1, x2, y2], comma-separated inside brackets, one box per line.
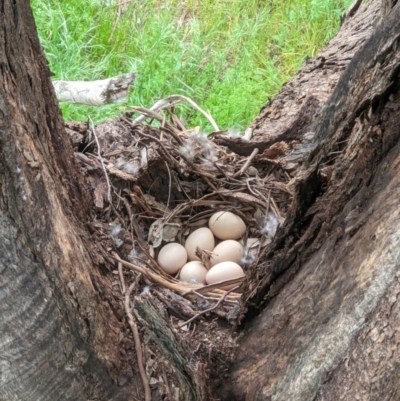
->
[67, 110, 294, 322]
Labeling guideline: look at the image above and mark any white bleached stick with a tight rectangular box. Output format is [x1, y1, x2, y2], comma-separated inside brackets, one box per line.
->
[53, 72, 136, 106]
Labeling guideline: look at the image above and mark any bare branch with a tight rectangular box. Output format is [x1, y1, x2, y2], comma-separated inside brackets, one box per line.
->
[53, 72, 136, 105]
[132, 94, 220, 131]
[125, 281, 152, 401]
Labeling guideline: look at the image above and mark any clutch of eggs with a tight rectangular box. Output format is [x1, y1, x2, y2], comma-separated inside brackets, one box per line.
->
[157, 211, 248, 289]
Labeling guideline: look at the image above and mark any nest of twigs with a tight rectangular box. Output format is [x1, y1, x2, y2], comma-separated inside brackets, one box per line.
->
[65, 103, 304, 398]
[68, 106, 295, 318]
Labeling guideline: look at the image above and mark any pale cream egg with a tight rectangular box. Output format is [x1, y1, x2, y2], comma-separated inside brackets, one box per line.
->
[179, 261, 208, 284]
[205, 261, 244, 290]
[209, 211, 246, 240]
[157, 243, 188, 274]
[210, 240, 244, 266]
[185, 227, 215, 261]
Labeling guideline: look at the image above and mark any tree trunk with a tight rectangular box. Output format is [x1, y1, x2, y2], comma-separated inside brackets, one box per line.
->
[2, 0, 400, 400]
[222, 1, 400, 400]
[0, 2, 138, 400]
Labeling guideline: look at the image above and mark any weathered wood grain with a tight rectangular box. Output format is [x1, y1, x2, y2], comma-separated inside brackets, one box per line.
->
[0, 1, 138, 399]
[223, 1, 400, 399]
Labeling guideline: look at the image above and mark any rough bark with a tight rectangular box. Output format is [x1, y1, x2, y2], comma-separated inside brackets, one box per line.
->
[0, 1, 138, 400]
[215, 0, 379, 154]
[134, 294, 206, 401]
[223, 1, 400, 399]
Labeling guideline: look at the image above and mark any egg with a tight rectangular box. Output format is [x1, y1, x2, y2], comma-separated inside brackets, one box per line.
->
[205, 261, 244, 290]
[157, 243, 188, 274]
[185, 227, 215, 261]
[210, 240, 244, 267]
[179, 261, 208, 284]
[209, 211, 246, 240]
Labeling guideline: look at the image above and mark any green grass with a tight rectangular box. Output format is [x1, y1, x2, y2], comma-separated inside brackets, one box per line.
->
[31, 0, 353, 131]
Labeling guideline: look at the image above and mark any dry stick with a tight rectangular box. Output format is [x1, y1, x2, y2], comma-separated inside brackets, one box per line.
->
[213, 162, 244, 184]
[178, 286, 239, 328]
[159, 125, 185, 147]
[181, 289, 238, 304]
[115, 254, 204, 292]
[118, 262, 126, 295]
[127, 107, 181, 139]
[166, 108, 186, 131]
[246, 179, 273, 260]
[254, 176, 282, 218]
[113, 254, 241, 299]
[161, 371, 174, 401]
[132, 94, 220, 131]
[125, 281, 152, 401]
[246, 178, 270, 206]
[269, 195, 282, 219]
[233, 148, 259, 178]
[81, 129, 108, 154]
[89, 116, 111, 203]
[258, 190, 272, 261]
[164, 161, 172, 217]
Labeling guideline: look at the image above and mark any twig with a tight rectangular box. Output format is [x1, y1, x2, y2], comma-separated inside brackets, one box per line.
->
[132, 94, 220, 131]
[265, 189, 271, 218]
[178, 286, 239, 328]
[113, 253, 242, 299]
[118, 262, 126, 294]
[181, 289, 238, 304]
[127, 106, 181, 137]
[166, 107, 186, 131]
[269, 194, 282, 218]
[164, 161, 172, 218]
[89, 116, 111, 203]
[125, 282, 152, 401]
[161, 371, 174, 401]
[257, 190, 271, 260]
[233, 148, 259, 178]
[158, 125, 185, 146]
